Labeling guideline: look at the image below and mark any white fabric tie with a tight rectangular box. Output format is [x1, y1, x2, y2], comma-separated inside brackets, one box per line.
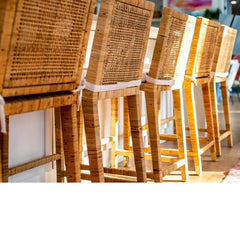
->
[211, 72, 229, 78]
[142, 73, 175, 86]
[85, 79, 142, 92]
[0, 95, 6, 133]
[72, 79, 86, 111]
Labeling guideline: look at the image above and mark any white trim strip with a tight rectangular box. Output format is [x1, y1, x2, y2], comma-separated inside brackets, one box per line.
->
[0, 95, 6, 133]
[85, 79, 142, 92]
[211, 72, 229, 78]
[72, 79, 86, 111]
[142, 73, 175, 86]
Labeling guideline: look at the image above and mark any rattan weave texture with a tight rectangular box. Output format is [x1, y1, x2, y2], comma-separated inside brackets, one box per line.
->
[212, 25, 237, 74]
[149, 8, 196, 83]
[0, 0, 94, 96]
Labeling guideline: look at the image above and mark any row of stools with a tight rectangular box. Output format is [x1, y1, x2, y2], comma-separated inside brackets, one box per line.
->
[0, 0, 237, 182]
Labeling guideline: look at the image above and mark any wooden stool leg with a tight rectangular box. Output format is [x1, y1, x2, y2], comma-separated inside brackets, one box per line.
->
[111, 98, 118, 168]
[202, 82, 216, 161]
[0, 117, 10, 182]
[77, 107, 84, 164]
[173, 89, 188, 181]
[55, 108, 65, 182]
[82, 97, 104, 182]
[124, 97, 131, 167]
[210, 80, 221, 156]
[145, 87, 163, 182]
[127, 94, 147, 182]
[184, 83, 202, 175]
[60, 104, 81, 182]
[221, 81, 233, 147]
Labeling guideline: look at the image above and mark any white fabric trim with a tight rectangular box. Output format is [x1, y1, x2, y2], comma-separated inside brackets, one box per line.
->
[72, 79, 86, 111]
[142, 73, 175, 86]
[85, 79, 142, 92]
[211, 72, 229, 78]
[0, 95, 6, 133]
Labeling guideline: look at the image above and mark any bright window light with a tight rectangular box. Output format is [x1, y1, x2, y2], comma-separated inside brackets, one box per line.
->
[231, 1, 237, 4]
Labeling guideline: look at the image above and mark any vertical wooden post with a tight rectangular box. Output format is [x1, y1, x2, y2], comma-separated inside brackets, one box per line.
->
[60, 103, 81, 182]
[173, 88, 188, 181]
[210, 79, 221, 156]
[123, 96, 131, 167]
[55, 107, 65, 182]
[82, 95, 105, 182]
[127, 93, 147, 182]
[111, 98, 118, 168]
[184, 82, 202, 175]
[1, 117, 9, 182]
[221, 81, 233, 147]
[202, 82, 216, 161]
[145, 85, 163, 182]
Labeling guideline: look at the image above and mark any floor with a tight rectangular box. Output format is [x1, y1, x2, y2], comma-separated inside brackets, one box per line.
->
[163, 93, 240, 183]
[120, 93, 240, 183]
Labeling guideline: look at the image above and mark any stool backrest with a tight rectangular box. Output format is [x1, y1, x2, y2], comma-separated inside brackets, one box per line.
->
[149, 7, 196, 83]
[86, 0, 154, 86]
[212, 25, 237, 74]
[0, 0, 96, 97]
[186, 17, 220, 78]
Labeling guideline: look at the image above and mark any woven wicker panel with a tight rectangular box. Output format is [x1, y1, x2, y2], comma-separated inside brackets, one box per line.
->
[0, 0, 7, 41]
[2, 0, 94, 91]
[101, 1, 153, 85]
[212, 26, 237, 74]
[186, 17, 220, 77]
[149, 8, 196, 82]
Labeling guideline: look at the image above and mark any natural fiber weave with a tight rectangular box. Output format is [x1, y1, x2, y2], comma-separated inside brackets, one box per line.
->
[186, 17, 220, 78]
[149, 7, 196, 84]
[212, 25, 237, 74]
[86, 0, 153, 86]
[0, 0, 95, 97]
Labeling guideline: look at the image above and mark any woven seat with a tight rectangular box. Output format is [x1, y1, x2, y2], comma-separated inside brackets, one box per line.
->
[0, 0, 96, 182]
[81, 0, 154, 182]
[210, 26, 237, 156]
[160, 17, 221, 175]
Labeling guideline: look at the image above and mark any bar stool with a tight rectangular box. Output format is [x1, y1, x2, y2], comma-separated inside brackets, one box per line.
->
[210, 25, 237, 156]
[160, 17, 220, 175]
[104, 7, 196, 182]
[81, 0, 154, 182]
[0, 0, 96, 182]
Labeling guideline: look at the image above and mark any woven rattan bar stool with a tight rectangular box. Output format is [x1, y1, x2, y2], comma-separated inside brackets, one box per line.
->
[104, 7, 196, 182]
[209, 25, 237, 156]
[141, 8, 196, 182]
[81, 0, 154, 182]
[160, 17, 220, 175]
[0, 0, 96, 182]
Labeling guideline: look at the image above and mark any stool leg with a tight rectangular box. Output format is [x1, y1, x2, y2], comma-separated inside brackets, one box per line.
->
[82, 97, 104, 182]
[221, 82, 233, 147]
[184, 82, 202, 175]
[111, 98, 118, 168]
[210, 80, 221, 156]
[127, 94, 147, 182]
[221, 81, 233, 147]
[124, 97, 131, 167]
[202, 82, 216, 161]
[145, 87, 163, 182]
[173, 88, 188, 181]
[77, 107, 84, 164]
[55, 108, 65, 182]
[60, 104, 81, 182]
[0, 117, 10, 182]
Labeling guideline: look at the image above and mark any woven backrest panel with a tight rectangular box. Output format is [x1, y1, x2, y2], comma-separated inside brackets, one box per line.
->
[212, 25, 237, 74]
[186, 17, 220, 77]
[86, 0, 154, 86]
[0, 0, 95, 96]
[0, 0, 7, 42]
[149, 7, 196, 83]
